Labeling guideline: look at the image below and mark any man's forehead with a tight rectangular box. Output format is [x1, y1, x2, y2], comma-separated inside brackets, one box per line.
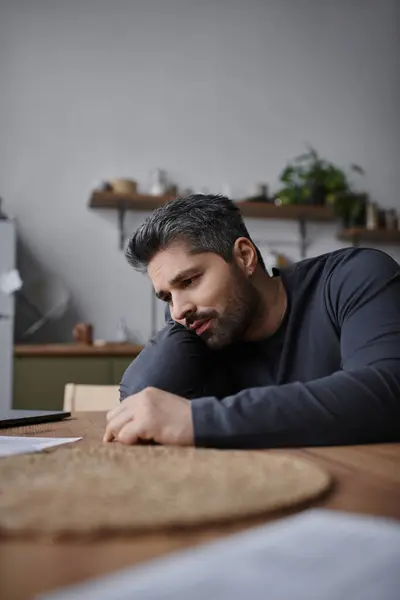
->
[148, 244, 200, 281]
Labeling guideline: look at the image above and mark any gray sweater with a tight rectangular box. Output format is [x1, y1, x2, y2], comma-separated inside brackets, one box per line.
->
[120, 248, 400, 448]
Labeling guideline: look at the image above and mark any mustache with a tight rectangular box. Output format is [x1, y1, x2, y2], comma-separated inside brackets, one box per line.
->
[185, 311, 218, 329]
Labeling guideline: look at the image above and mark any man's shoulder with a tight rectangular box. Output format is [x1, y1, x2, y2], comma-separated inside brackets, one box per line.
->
[277, 248, 353, 291]
[283, 247, 398, 281]
[278, 248, 399, 310]
[319, 247, 398, 282]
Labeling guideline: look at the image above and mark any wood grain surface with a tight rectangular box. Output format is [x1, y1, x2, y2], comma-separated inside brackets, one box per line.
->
[0, 412, 399, 600]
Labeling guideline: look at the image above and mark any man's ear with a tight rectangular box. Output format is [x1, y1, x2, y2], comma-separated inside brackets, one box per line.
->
[232, 238, 257, 276]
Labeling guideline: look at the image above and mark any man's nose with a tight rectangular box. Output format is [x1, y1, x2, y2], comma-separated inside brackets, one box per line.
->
[170, 295, 195, 322]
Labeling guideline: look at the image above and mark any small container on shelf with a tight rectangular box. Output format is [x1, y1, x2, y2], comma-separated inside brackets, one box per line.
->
[384, 209, 398, 230]
[365, 201, 379, 230]
[246, 183, 270, 203]
[149, 169, 169, 196]
[73, 323, 93, 345]
[108, 179, 138, 194]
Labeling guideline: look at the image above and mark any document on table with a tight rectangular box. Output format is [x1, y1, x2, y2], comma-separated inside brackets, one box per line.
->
[0, 436, 82, 457]
[39, 509, 400, 600]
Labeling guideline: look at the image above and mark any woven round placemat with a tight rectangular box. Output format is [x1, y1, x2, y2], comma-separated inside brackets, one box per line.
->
[0, 441, 331, 539]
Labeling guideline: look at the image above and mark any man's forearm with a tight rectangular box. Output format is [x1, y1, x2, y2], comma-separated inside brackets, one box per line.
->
[191, 365, 400, 449]
[119, 322, 231, 401]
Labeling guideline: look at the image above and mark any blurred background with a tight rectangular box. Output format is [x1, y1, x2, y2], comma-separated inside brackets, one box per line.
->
[1, 0, 399, 408]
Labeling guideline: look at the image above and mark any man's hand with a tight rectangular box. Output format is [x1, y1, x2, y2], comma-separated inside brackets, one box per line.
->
[103, 387, 194, 446]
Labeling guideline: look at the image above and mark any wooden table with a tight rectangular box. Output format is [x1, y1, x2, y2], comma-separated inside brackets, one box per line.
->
[1, 413, 399, 600]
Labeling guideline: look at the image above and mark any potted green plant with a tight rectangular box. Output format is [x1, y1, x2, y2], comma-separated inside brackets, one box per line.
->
[275, 146, 367, 226]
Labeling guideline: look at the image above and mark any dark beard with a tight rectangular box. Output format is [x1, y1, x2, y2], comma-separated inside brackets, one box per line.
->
[203, 271, 262, 349]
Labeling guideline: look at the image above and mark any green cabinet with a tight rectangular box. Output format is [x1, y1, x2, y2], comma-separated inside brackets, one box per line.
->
[111, 358, 135, 386]
[13, 354, 137, 411]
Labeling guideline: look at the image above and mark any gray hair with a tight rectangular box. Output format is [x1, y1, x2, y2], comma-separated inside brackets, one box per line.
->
[125, 194, 266, 272]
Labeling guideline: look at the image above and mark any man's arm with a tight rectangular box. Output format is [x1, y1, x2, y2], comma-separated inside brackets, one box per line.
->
[191, 249, 400, 449]
[120, 320, 230, 401]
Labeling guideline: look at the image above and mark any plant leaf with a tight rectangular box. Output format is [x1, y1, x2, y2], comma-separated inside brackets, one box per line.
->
[294, 153, 311, 163]
[350, 164, 365, 175]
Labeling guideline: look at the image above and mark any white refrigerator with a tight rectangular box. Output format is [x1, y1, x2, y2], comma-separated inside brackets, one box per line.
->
[0, 219, 16, 411]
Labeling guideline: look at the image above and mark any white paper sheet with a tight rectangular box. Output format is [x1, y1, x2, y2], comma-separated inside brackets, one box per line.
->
[0, 268, 23, 295]
[39, 509, 400, 600]
[0, 436, 82, 457]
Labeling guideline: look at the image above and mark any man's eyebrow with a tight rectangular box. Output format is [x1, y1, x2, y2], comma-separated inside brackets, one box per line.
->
[155, 268, 198, 300]
[169, 268, 198, 287]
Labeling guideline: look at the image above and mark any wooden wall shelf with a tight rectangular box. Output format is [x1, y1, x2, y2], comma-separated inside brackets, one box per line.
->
[89, 191, 174, 211]
[89, 191, 334, 221]
[89, 191, 400, 253]
[89, 191, 335, 256]
[338, 228, 400, 245]
[236, 202, 334, 220]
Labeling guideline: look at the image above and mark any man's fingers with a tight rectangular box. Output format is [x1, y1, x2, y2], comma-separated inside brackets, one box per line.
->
[116, 420, 141, 445]
[106, 401, 129, 423]
[103, 412, 134, 443]
[103, 428, 115, 443]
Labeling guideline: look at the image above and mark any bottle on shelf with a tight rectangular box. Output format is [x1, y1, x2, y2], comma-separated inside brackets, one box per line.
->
[365, 201, 378, 230]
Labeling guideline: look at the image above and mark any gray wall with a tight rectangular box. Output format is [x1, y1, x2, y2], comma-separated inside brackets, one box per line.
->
[0, 0, 399, 343]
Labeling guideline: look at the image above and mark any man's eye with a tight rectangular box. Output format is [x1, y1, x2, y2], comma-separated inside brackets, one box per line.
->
[182, 275, 199, 288]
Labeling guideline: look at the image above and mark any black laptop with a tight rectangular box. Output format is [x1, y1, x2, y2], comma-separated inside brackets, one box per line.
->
[0, 409, 71, 428]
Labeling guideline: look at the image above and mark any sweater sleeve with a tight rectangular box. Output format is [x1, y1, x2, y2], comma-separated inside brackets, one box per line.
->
[119, 321, 229, 401]
[191, 249, 400, 448]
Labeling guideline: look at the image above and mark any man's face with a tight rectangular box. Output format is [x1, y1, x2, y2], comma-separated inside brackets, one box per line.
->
[148, 243, 261, 349]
